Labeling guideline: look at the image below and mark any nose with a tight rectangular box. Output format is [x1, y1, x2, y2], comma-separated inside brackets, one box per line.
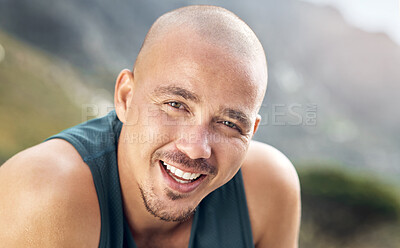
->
[175, 126, 212, 160]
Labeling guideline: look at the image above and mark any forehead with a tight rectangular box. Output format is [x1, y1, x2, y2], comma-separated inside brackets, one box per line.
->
[135, 28, 263, 115]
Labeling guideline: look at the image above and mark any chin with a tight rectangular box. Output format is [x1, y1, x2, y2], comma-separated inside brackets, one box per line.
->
[142, 187, 199, 222]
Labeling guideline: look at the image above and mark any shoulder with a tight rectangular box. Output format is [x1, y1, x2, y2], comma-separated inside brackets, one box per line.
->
[242, 140, 301, 248]
[0, 139, 100, 247]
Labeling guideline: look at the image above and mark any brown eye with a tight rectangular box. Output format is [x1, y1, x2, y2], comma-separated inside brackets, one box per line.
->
[220, 120, 242, 134]
[166, 101, 191, 113]
[222, 120, 236, 129]
[168, 102, 183, 109]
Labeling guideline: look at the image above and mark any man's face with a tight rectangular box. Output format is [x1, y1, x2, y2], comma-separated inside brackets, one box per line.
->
[118, 29, 264, 222]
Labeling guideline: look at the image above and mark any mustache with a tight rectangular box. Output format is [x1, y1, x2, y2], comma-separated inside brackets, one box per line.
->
[153, 150, 216, 175]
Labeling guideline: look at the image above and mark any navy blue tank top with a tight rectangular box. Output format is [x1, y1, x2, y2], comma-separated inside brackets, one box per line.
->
[46, 110, 254, 248]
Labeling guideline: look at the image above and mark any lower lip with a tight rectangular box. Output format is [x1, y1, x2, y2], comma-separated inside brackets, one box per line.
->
[159, 161, 206, 194]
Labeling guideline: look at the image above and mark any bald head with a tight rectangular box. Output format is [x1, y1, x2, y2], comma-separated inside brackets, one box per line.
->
[134, 5, 268, 105]
[141, 6, 264, 59]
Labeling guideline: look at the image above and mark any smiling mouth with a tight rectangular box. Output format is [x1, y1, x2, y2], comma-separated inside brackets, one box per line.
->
[160, 160, 205, 184]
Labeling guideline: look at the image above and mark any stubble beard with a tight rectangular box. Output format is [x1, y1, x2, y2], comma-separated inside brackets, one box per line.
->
[139, 149, 215, 222]
[139, 186, 197, 222]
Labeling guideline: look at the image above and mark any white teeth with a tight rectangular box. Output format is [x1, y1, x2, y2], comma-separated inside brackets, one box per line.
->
[191, 173, 201, 180]
[162, 161, 202, 183]
[182, 172, 191, 180]
[175, 168, 184, 177]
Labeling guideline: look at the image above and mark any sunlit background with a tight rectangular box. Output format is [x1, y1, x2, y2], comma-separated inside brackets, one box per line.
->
[0, 0, 399, 247]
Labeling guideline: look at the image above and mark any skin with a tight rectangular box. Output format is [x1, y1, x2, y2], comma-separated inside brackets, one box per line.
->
[0, 7, 301, 248]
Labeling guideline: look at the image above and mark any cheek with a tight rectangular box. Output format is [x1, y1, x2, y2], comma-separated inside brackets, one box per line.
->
[130, 108, 178, 158]
[214, 141, 248, 183]
[121, 123, 170, 186]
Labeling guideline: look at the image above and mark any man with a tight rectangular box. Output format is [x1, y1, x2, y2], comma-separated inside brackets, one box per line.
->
[0, 5, 300, 248]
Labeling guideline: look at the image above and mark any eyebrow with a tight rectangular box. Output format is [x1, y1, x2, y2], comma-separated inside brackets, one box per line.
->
[219, 108, 252, 133]
[153, 85, 200, 102]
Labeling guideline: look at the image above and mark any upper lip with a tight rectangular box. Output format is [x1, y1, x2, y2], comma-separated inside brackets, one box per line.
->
[160, 160, 206, 175]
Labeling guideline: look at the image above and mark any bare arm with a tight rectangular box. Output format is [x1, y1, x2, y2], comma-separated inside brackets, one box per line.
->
[242, 141, 301, 248]
[0, 140, 100, 247]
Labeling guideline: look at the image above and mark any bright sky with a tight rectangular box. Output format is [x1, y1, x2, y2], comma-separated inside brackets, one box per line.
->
[300, 0, 400, 46]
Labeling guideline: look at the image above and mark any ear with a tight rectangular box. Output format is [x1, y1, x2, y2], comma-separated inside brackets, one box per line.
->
[252, 114, 261, 136]
[114, 69, 134, 123]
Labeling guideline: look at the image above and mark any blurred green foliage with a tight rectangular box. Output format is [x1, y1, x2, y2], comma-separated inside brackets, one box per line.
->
[299, 165, 400, 247]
